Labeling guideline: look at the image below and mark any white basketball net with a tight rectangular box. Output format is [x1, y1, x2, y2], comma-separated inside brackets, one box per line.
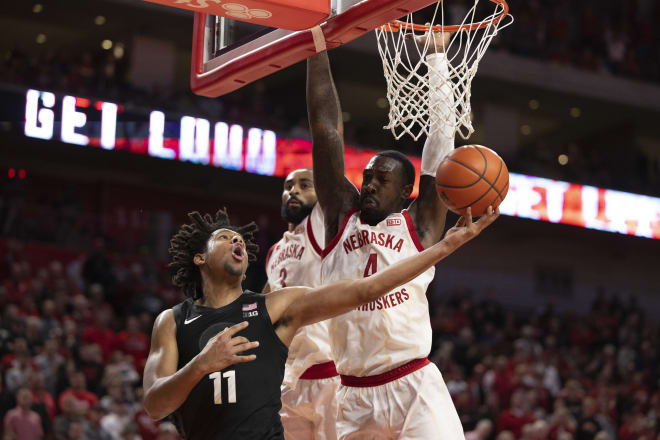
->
[375, 0, 513, 141]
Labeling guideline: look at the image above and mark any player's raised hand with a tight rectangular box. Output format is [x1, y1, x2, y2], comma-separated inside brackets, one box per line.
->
[196, 321, 258, 373]
[442, 206, 499, 249]
[406, 27, 452, 54]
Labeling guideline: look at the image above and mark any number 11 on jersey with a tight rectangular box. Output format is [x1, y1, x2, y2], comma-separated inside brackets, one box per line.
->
[209, 370, 236, 404]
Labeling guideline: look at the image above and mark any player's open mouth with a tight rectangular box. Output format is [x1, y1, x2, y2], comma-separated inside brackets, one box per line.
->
[232, 244, 244, 261]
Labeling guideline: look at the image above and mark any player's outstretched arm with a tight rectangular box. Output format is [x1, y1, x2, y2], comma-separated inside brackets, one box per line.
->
[408, 32, 455, 248]
[142, 312, 258, 420]
[307, 52, 359, 241]
[268, 207, 498, 345]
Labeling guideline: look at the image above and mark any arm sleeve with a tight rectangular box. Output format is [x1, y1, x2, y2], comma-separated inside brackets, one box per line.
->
[420, 52, 456, 176]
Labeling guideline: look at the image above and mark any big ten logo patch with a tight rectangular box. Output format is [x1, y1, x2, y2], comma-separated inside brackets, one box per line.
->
[386, 218, 402, 226]
[242, 302, 259, 318]
[173, 0, 272, 19]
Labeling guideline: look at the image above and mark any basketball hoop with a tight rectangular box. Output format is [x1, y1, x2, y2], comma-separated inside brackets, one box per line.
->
[375, 0, 513, 141]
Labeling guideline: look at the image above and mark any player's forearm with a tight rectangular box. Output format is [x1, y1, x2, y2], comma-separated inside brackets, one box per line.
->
[307, 52, 342, 135]
[354, 240, 455, 304]
[301, 239, 456, 325]
[143, 356, 206, 420]
[421, 52, 455, 176]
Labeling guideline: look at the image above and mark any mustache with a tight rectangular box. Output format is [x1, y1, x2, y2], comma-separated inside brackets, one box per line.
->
[288, 195, 303, 205]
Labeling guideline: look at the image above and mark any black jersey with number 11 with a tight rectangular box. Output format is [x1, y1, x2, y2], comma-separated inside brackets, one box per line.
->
[170, 291, 288, 439]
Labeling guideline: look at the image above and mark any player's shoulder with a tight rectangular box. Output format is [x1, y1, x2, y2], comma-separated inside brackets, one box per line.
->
[151, 307, 177, 341]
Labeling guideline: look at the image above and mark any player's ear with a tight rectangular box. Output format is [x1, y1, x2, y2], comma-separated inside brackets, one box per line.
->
[193, 253, 206, 266]
[400, 183, 413, 200]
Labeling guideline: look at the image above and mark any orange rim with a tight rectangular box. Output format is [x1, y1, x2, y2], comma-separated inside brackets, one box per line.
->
[380, 0, 509, 33]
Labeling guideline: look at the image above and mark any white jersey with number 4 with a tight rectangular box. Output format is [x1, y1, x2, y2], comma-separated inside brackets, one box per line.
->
[266, 204, 331, 389]
[321, 207, 434, 377]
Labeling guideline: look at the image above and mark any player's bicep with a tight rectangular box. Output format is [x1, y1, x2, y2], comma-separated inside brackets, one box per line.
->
[143, 309, 178, 392]
[264, 287, 310, 326]
[282, 280, 361, 329]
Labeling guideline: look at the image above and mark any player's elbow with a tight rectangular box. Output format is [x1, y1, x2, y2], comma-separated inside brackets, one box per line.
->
[142, 390, 168, 421]
[310, 123, 340, 141]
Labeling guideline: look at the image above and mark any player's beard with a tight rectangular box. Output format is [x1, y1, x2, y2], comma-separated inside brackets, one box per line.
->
[281, 196, 314, 225]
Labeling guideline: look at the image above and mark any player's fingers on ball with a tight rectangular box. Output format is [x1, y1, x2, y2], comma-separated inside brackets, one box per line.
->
[465, 207, 473, 225]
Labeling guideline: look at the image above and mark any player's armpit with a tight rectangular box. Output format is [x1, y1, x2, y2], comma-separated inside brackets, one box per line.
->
[262, 282, 272, 294]
[265, 287, 313, 346]
[142, 309, 204, 421]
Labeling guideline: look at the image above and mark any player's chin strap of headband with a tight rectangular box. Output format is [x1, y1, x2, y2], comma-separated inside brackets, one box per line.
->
[310, 26, 327, 53]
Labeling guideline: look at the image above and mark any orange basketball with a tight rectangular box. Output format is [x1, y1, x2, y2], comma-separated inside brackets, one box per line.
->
[435, 145, 509, 217]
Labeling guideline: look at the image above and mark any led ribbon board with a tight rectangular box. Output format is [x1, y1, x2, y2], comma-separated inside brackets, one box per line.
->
[22, 88, 660, 239]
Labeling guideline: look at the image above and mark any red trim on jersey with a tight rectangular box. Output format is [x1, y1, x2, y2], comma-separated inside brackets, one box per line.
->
[322, 206, 359, 258]
[402, 210, 424, 252]
[265, 243, 276, 267]
[299, 361, 338, 380]
[339, 358, 430, 387]
[306, 214, 323, 258]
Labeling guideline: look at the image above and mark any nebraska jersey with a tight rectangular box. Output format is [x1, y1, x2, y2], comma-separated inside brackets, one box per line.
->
[321, 208, 435, 377]
[266, 204, 331, 388]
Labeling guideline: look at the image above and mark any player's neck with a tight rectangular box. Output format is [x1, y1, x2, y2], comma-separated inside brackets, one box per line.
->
[197, 277, 243, 309]
[287, 222, 299, 232]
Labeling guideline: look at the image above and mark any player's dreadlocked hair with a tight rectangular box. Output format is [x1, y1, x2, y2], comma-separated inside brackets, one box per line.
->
[168, 208, 259, 300]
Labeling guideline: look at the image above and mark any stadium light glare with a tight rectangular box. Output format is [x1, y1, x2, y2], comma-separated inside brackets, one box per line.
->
[95, 15, 106, 26]
[558, 154, 569, 166]
[32, 4, 43, 13]
[528, 99, 540, 110]
[101, 40, 113, 50]
[36, 34, 47, 44]
[570, 107, 581, 118]
[520, 125, 531, 136]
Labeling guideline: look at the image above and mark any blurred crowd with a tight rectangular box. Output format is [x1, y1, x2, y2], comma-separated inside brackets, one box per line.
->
[1, 236, 658, 440]
[430, 290, 659, 440]
[444, 0, 660, 82]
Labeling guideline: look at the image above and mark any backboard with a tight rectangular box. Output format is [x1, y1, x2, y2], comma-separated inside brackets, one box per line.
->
[190, 0, 441, 97]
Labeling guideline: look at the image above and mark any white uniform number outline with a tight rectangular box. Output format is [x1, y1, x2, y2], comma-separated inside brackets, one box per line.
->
[209, 370, 236, 404]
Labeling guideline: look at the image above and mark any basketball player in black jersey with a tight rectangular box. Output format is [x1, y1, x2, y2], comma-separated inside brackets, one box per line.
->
[142, 206, 497, 439]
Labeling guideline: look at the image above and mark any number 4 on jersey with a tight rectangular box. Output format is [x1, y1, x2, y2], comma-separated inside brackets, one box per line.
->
[363, 253, 378, 277]
[209, 370, 236, 404]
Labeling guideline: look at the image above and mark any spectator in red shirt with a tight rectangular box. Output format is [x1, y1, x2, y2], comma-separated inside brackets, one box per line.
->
[133, 388, 160, 440]
[58, 371, 99, 412]
[116, 315, 149, 371]
[3, 387, 43, 440]
[497, 389, 536, 438]
[29, 371, 56, 420]
[81, 308, 117, 362]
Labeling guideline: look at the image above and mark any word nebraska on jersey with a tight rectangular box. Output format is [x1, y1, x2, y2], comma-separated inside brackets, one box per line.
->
[342, 230, 404, 254]
[269, 243, 305, 273]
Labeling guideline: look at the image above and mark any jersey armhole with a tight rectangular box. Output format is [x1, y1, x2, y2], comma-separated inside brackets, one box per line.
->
[402, 210, 425, 252]
[265, 244, 276, 267]
[322, 206, 359, 258]
[256, 294, 289, 353]
[306, 215, 323, 257]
